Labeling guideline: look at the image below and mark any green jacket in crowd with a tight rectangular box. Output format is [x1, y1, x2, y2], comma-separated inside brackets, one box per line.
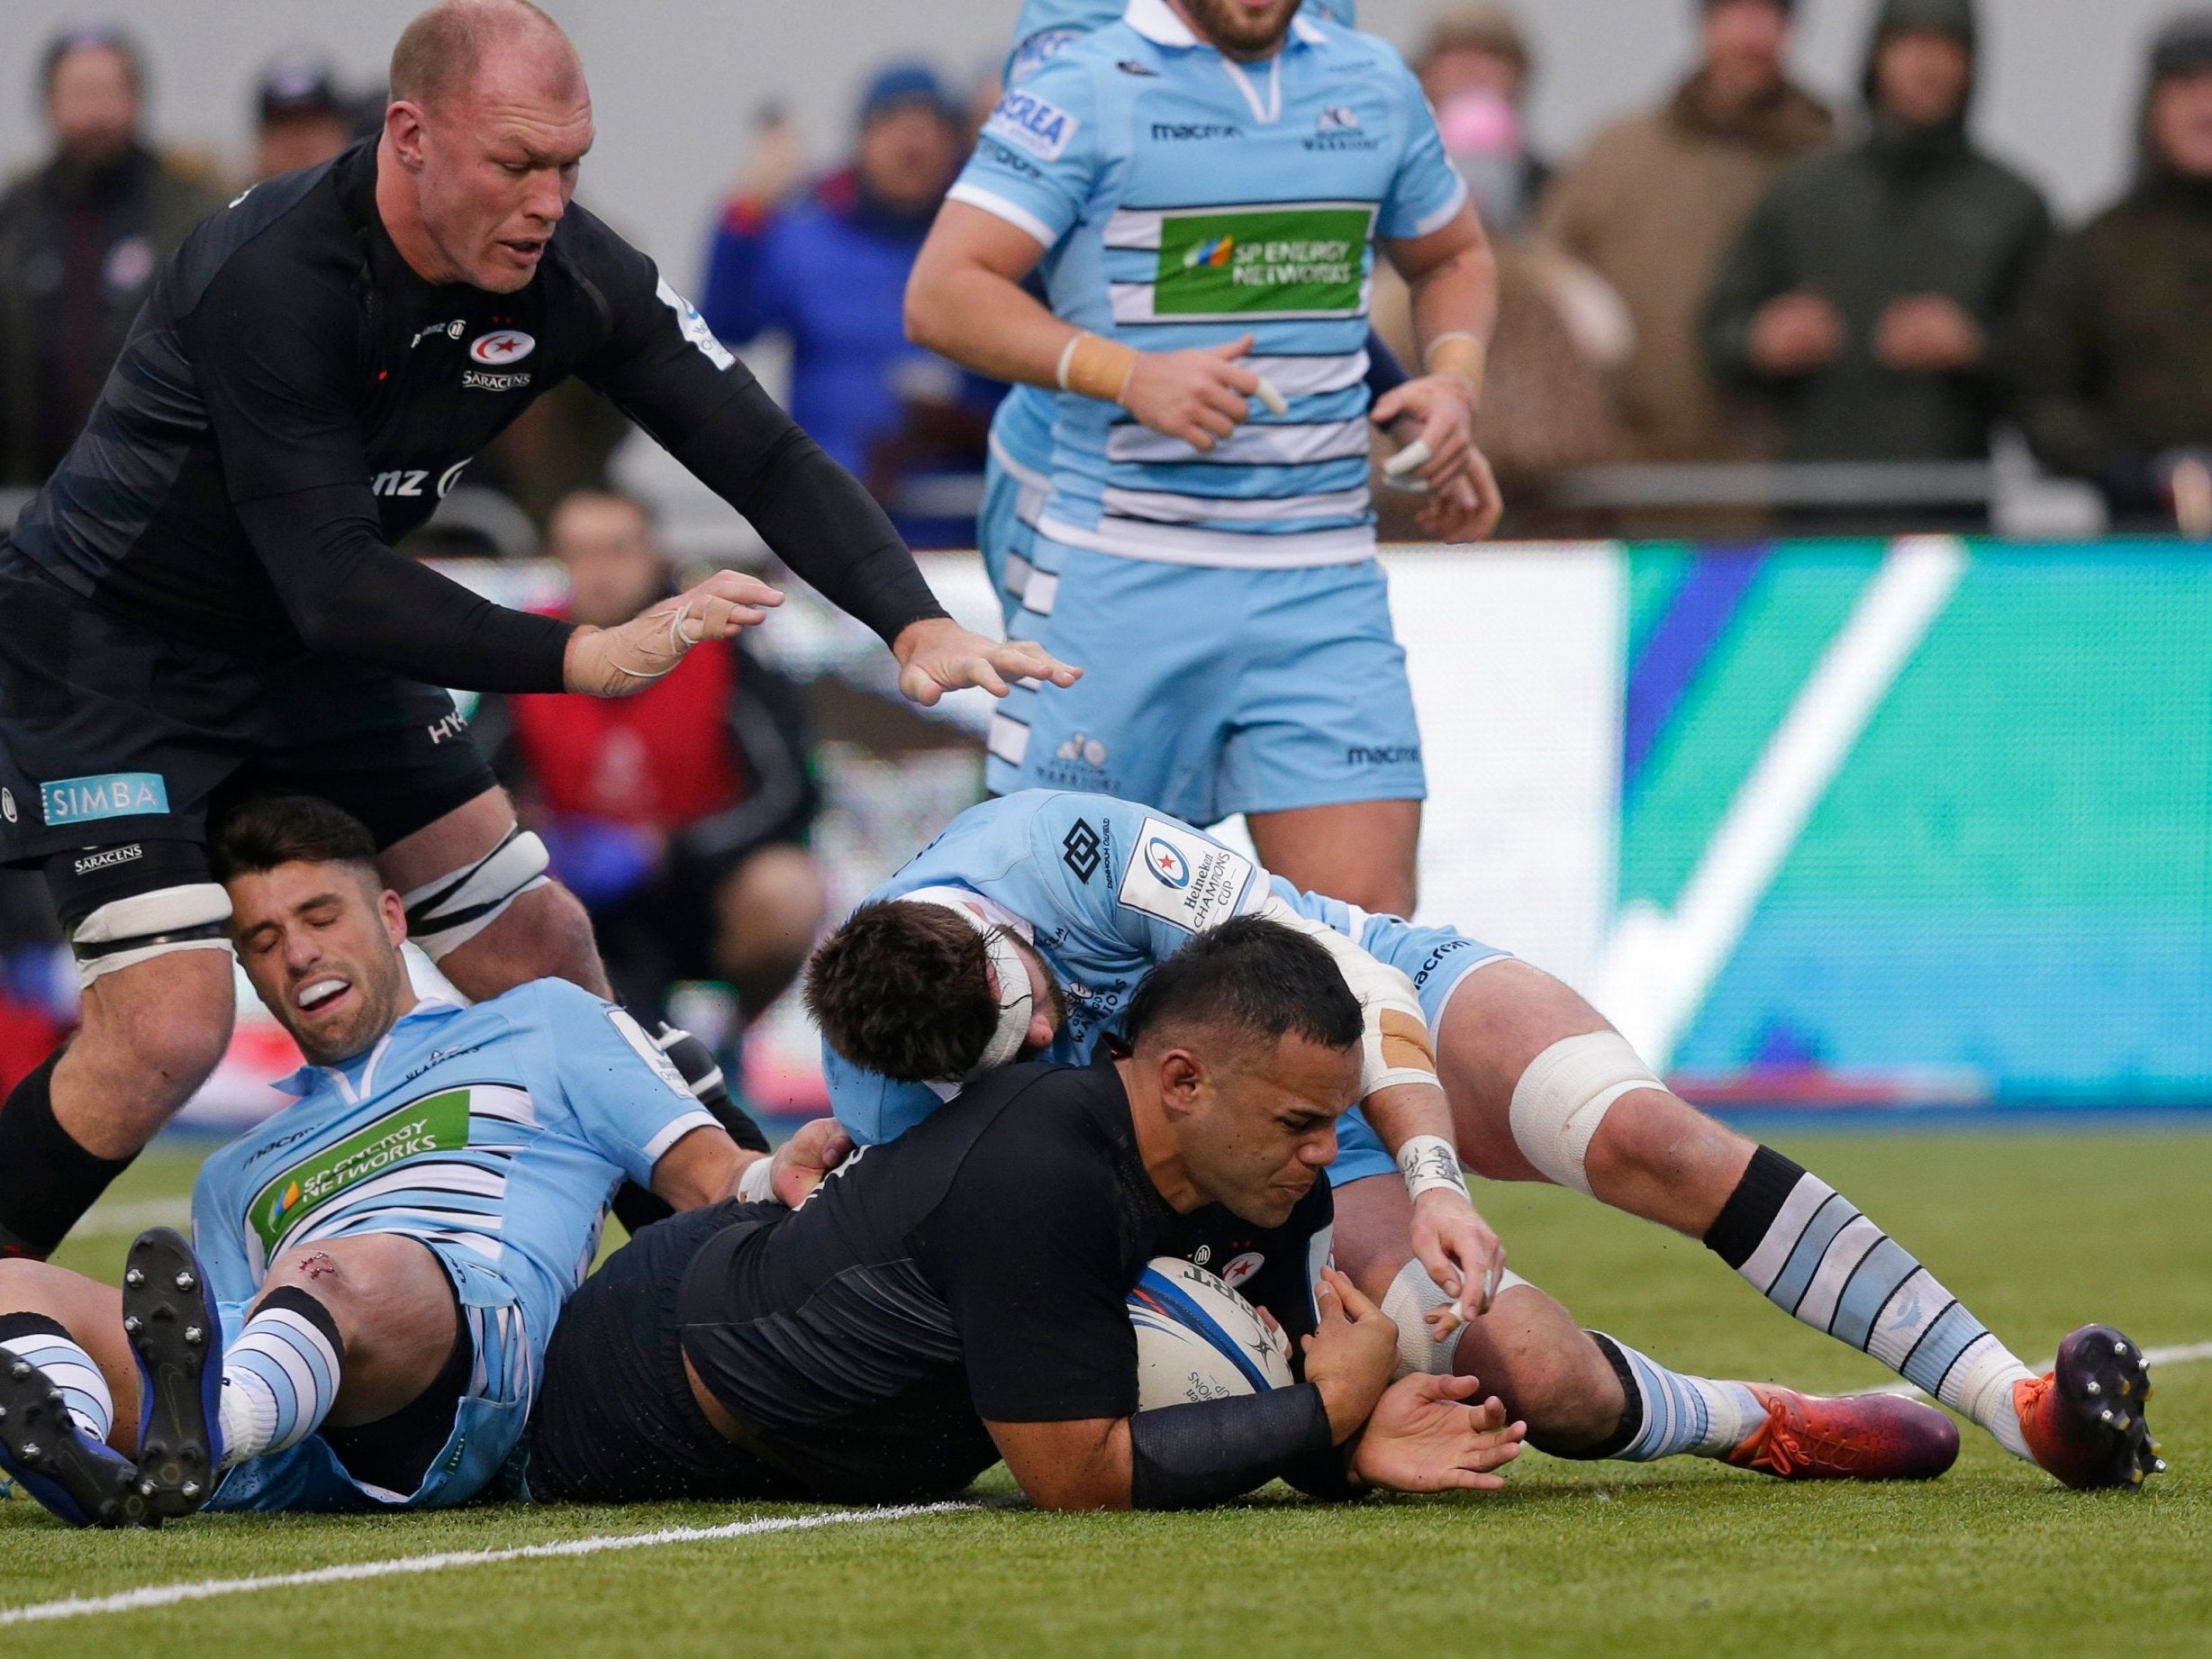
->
[1704, 0, 2051, 462]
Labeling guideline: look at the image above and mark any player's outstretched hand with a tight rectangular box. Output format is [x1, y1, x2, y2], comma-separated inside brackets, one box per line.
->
[767, 1117, 856, 1208]
[1353, 1374, 1527, 1493]
[565, 568, 784, 697]
[893, 617, 1082, 706]
[1410, 1187, 1509, 1335]
[1122, 333, 1261, 452]
[1300, 1266, 1401, 1443]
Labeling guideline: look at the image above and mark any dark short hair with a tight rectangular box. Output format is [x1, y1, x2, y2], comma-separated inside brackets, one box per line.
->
[804, 901, 1000, 1082]
[41, 24, 144, 99]
[1121, 917, 1363, 1056]
[209, 793, 380, 883]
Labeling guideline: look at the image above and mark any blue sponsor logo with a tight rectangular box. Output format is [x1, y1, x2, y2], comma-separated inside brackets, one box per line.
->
[1145, 838, 1192, 889]
[984, 89, 1079, 162]
[39, 772, 168, 826]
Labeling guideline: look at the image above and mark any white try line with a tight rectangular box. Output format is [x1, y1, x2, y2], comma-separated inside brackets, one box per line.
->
[1872, 1338, 2212, 1397]
[0, 1500, 976, 1627]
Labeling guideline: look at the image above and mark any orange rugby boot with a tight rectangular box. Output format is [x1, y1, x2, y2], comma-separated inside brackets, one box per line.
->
[1724, 1384, 1960, 1480]
[2016, 1324, 2165, 1491]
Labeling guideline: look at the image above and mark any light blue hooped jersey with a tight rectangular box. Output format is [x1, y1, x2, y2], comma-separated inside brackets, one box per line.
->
[989, 0, 1360, 501]
[960, 0, 1461, 568]
[826, 788, 1378, 1146]
[191, 983, 717, 1464]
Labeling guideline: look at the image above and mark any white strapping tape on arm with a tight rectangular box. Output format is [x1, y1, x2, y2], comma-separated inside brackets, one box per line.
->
[736, 1153, 778, 1204]
[1507, 1031, 1664, 1197]
[1252, 893, 1437, 1097]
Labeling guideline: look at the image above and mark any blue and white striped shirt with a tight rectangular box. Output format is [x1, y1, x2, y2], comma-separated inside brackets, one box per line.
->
[956, 0, 1463, 567]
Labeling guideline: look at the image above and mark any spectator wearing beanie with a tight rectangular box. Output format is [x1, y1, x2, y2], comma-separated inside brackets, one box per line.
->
[1704, 0, 2051, 463]
[0, 26, 222, 486]
[1540, 0, 1832, 463]
[2003, 12, 2212, 524]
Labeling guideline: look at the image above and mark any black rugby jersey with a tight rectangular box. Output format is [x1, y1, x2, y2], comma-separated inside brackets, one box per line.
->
[0, 141, 941, 689]
[671, 1052, 1334, 1495]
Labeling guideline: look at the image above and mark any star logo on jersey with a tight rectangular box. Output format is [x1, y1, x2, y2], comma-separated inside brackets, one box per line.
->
[468, 328, 536, 366]
[1062, 820, 1102, 884]
[1219, 1251, 1265, 1288]
[1146, 839, 1192, 890]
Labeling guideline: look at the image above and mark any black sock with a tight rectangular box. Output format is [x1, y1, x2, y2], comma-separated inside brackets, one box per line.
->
[1700, 1144, 1809, 1269]
[1554, 1331, 1647, 1461]
[0, 1050, 133, 1260]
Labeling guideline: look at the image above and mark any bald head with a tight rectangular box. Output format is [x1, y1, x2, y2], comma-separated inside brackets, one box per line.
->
[376, 0, 594, 294]
[390, 0, 581, 113]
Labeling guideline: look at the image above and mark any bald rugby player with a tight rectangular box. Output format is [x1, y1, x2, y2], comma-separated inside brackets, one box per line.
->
[0, 0, 1077, 1262]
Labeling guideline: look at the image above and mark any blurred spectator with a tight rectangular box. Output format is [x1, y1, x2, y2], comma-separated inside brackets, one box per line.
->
[472, 491, 826, 1039]
[2005, 12, 2212, 525]
[1540, 0, 1833, 462]
[700, 65, 996, 548]
[1704, 0, 2051, 462]
[253, 51, 352, 181]
[0, 25, 223, 485]
[1419, 6, 1549, 233]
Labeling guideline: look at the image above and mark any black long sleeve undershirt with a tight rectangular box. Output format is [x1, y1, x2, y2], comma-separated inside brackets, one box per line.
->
[665, 378, 947, 648]
[236, 485, 576, 692]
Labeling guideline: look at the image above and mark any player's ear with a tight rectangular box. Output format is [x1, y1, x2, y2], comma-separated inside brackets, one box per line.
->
[1156, 1047, 1205, 1119]
[379, 886, 408, 950]
[385, 100, 429, 168]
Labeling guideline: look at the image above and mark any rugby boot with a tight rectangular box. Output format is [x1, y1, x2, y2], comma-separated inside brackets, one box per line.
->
[0, 1352, 156, 1528]
[2016, 1324, 2164, 1491]
[122, 1227, 226, 1519]
[1725, 1384, 1960, 1480]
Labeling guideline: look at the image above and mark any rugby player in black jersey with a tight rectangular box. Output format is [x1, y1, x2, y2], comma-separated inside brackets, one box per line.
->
[522, 919, 1527, 1510]
[0, 0, 1075, 1262]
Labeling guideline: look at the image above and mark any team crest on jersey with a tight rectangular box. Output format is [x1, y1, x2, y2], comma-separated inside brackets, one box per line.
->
[1011, 27, 1083, 84]
[984, 88, 1078, 163]
[1219, 1251, 1265, 1288]
[1116, 818, 1253, 934]
[469, 329, 535, 366]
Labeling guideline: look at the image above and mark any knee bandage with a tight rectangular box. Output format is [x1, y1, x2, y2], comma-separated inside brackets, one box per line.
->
[1379, 1257, 1533, 1379]
[400, 827, 550, 960]
[70, 884, 233, 987]
[1508, 1032, 1664, 1197]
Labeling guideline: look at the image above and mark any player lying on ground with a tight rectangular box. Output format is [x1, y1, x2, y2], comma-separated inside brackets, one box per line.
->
[804, 790, 2162, 1491]
[0, 0, 1073, 1268]
[0, 794, 846, 1527]
[520, 920, 1525, 1510]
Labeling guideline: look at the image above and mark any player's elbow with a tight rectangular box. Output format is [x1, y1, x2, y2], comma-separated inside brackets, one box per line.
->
[902, 268, 950, 354]
[1017, 1467, 1132, 1512]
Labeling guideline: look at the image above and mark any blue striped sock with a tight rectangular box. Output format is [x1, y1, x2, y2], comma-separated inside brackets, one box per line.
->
[1707, 1147, 2033, 1458]
[217, 1287, 345, 1467]
[1588, 1332, 1762, 1461]
[0, 1315, 113, 1444]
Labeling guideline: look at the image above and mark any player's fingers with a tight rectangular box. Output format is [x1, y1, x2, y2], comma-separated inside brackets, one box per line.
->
[1327, 1266, 1383, 1323]
[1204, 331, 1256, 362]
[1369, 384, 1410, 428]
[951, 656, 1012, 698]
[1193, 405, 1239, 442]
[993, 642, 1082, 686]
[1467, 448, 1505, 539]
[1200, 382, 1251, 425]
[1314, 1273, 1346, 1327]
[897, 661, 946, 707]
[1428, 1373, 1483, 1403]
[690, 569, 784, 609]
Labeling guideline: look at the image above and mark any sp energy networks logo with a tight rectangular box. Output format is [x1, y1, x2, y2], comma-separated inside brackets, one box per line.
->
[1153, 203, 1376, 320]
[247, 1089, 475, 1260]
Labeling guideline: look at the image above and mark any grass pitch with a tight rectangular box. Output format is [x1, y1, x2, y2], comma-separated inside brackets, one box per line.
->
[5, 1129, 2207, 1658]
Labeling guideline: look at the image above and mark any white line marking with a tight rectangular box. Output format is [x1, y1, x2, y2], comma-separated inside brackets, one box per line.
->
[1595, 535, 1968, 1072]
[0, 1500, 975, 1627]
[71, 1198, 190, 1237]
[1871, 1339, 2212, 1398]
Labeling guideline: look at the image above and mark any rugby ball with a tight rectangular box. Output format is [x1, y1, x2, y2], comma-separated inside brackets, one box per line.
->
[1128, 1256, 1295, 1410]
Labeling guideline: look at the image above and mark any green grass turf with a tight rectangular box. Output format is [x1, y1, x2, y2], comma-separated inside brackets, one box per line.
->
[5, 1130, 2208, 1658]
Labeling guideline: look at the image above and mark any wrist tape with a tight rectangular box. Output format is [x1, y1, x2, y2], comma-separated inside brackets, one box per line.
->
[1057, 331, 1139, 404]
[1422, 331, 1487, 402]
[1397, 1134, 1469, 1204]
[736, 1155, 778, 1205]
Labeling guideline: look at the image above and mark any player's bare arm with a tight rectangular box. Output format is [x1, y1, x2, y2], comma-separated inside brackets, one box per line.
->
[906, 202, 1263, 454]
[1376, 205, 1505, 540]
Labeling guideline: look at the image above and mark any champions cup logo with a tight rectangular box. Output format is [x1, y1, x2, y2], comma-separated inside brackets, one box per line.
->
[1146, 839, 1192, 888]
[468, 329, 535, 366]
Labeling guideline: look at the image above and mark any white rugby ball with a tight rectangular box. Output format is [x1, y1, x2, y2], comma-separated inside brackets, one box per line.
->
[1128, 1256, 1295, 1410]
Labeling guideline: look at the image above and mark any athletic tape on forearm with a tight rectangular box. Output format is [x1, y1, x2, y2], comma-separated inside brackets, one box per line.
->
[1254, 894, 1437, 1096]
[1128, 1382, 1336, 1510]
[1057, 331, 1138, 405]
[1396, 1134, 1468, 1204]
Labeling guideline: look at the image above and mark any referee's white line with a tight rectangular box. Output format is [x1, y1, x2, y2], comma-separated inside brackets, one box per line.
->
[0, 1500, 976, 1627]
[1871, 1338, 2212, 1397]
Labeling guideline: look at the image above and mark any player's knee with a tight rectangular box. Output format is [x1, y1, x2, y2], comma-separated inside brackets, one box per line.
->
[1515, 1328, 1633, 1454]
[77, 952, 236, 1094]
[1581, 1090, 1749, 1195]
[1506, 1031, 1665, 1197]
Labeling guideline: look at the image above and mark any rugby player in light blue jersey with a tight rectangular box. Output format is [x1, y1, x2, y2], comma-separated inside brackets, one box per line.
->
[0, 795, 844, 1527]
[800, 790, 2162, 1491]
[979, 0, 1455, 631]
[911, 0, 1504, 918]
